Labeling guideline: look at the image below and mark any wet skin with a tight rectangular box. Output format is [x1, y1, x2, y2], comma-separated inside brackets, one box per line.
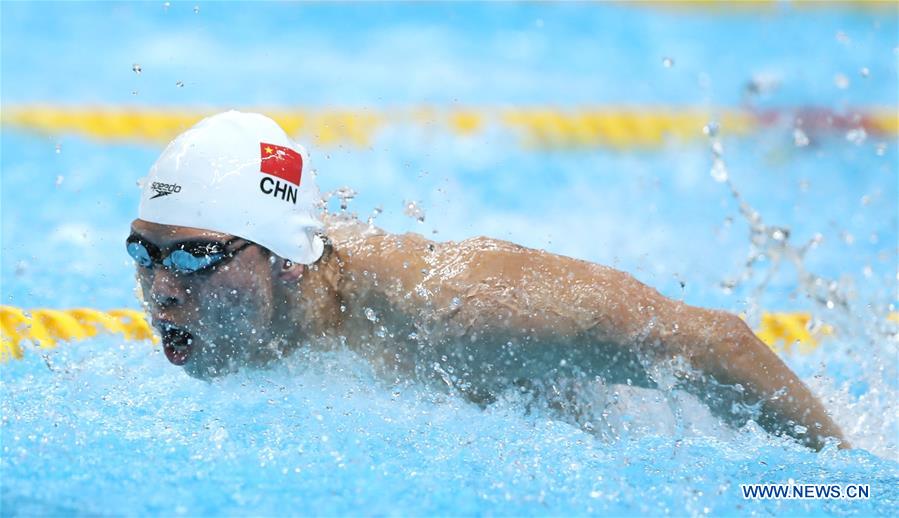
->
[131, 218, 848, 450]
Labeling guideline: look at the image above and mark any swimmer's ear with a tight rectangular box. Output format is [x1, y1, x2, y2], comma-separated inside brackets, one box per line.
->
[273, 257, 304, 283]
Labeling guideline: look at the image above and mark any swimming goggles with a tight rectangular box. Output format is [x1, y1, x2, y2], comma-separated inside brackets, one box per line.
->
[126, 234, 254, 275]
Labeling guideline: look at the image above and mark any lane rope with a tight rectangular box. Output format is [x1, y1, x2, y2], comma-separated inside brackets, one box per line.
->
[753, 312, 833, 355]
[3, 305, 895, 362]
[3, 106, 895, 150]
[1, 306, 156, 362]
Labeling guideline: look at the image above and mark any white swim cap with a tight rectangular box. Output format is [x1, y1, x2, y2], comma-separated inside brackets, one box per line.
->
[139, 110, 324, 264]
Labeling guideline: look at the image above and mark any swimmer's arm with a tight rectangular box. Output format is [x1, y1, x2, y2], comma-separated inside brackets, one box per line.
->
[589, 269, 848, 451]
[359, 233, 847, 449]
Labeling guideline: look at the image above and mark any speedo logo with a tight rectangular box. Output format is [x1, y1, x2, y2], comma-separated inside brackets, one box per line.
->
[150, 182, 182, 199]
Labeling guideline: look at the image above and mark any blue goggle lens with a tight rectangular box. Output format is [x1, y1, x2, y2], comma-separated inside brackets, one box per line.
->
[163, 249, 222, 273]
[127, 242, 153, 268]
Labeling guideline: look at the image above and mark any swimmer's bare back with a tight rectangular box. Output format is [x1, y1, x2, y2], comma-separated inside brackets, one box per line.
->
[321, 226, 847, 451]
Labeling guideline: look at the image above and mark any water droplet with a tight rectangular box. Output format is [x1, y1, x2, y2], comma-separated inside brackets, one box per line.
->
[859, 67, 870, 78]
[875, 143, 887, 156]
[845, 127, 867, 145]
[834, 73, 849, 89]
[744, 73, 781, 96]
[450, 297, 462, 309]
[176, 80, 184, 88]
[364, 307, 379, 323]
[403, 200, 425, 222]
[334, 186, 356, 211]
[55, 143, 62, 154]
[835, 31, 850, 44]
[710, 159, 728, 182]
[792, 128, 809, 147]
[163, 1, 171, 11]
[375, 326, 387, 338]
[55, 175, 64, 187]
[193, 5, 200, 13]
[132, 63, 142, 75]
[720, 279, 736, 295]
[662, 57, 674, 68]
[702, 122, 719, 138]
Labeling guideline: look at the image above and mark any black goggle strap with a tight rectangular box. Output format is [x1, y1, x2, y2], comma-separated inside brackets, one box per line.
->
[174, 239, 229, 256]
[222, 240, 253, 258]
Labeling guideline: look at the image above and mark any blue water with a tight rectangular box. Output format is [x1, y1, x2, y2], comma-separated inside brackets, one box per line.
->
[2, 3, 897, 516]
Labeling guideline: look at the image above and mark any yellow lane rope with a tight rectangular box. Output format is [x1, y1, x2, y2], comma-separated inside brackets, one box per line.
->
[3, 106, 896, 150]
[753, 312, 834, 355]
[2, 305, 896, 363]
[1, 306, 156, 362]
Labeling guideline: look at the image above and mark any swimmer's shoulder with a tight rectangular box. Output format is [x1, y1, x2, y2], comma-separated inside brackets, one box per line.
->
[326, 225, 433, 280]
[329, 225, 613, 280]
[334, 229, 431, 257]
[447, 236, 628, 286]
[454, 235, 529, 254]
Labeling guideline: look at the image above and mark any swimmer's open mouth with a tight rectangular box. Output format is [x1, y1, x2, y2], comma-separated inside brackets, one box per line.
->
[161, 325, 194, 366]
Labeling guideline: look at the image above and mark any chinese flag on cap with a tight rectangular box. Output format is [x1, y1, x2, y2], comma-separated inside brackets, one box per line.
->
[260, 142, 303, 186]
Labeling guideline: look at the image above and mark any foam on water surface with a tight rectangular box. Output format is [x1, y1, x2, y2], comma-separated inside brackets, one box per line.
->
[2, 335, 897, 516]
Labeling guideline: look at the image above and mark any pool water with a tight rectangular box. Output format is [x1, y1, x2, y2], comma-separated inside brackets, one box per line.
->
[2, 3, 897, 516]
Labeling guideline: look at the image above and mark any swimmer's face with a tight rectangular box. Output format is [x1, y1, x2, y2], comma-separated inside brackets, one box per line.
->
[129, 219, 288, 379]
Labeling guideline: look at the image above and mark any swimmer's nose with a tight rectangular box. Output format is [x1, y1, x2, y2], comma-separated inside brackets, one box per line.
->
[149, 268, 186, 310]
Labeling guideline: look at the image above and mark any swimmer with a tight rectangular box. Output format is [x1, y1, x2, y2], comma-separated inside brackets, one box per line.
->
[129, 111, 847, 450]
